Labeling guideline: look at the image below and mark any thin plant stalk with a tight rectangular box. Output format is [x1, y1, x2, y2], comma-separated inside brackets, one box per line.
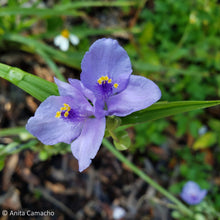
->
[102, 138, 193, 217]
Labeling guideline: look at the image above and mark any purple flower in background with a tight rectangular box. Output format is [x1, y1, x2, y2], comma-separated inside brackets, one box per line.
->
[26, 38, 161, 172]
[180, 181, 207, 205]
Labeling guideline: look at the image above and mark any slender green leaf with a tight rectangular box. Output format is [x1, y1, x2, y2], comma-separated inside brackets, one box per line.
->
[1, 63, 220, 127]
[102, 138, 193, 217]
[53, 1, 137, 10]
[0, 63, 58, 101]
[121, 101, 220, 126]
[0, 1, 137, 17]
[0, 140, 38, 156]
[2, 34, 82, 69]
[0, 7, 82, 17]
[0, 127, 27, 136]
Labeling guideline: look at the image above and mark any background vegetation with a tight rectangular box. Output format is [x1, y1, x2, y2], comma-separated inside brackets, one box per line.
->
[0, 0, 220, 219]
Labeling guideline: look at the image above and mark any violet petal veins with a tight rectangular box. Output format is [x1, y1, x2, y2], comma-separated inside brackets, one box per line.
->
[180, 181, 207, 205]
[26, 38, 161, 172]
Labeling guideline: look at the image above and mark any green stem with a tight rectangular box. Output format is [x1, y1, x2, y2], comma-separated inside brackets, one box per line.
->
[102, 138, 193, 217]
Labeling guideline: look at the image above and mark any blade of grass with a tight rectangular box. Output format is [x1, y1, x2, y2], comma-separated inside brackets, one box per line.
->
[0, 1, 137, 17]
[1, 63, 220, 127]
[103, 138, 193, 217]
[0, 7, 83, 17]
[0, 127, 28, 136]
[54, 1, 138, 10]
[121, 101, 220, 125]
[2, 33, 82, 69]
[0, 140, 38, 156]
[0, 63, 58, 101]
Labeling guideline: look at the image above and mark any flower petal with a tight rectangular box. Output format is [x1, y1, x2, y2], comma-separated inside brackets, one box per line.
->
[107, 75, 161, 116]
[81, 38, 132, 94]
[71, 117, 106, 172]
[182, 181, 200, 193]
[68, 78, 96, 104]
[54, 78, 94, 114]
[54, 35, 69, 51]
[198, 189, 207, 202]
[60, 38, 69, 51]
[69, 34, 79, 45]
[26, 96, 83, 145]
[54, 35, 63, 46]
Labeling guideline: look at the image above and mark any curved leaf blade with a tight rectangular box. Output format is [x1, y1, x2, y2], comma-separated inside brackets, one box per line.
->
[121, 101, 220, 125]
[0, 1, 137, 17]
[2, 34, 82, 69]
[0, 63, 58, 101]
[1, 63, 220, 126]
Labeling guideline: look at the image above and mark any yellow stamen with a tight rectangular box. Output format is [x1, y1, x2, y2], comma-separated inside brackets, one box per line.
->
[97, 76, 119, 89]
[104, 76, 109, 81]
[98, 79, 103, 85]
[114, 83, 119, 88]
[98, 76, 111, 84]
[61, 29, 70, 38]
[64, 111, 69, 117]
[56, 103, 71, 118]
[55, 111, 61, 118]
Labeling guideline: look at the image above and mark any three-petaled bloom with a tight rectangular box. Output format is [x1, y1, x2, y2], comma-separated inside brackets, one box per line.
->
[180, 181, 207, 205]
[54, 29, 79, 51]
[26, 38, 161, 172]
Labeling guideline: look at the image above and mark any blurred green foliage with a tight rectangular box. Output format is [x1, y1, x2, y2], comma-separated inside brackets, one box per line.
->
[0, 0, 220, 217]
[129, 0, 220, 215]
[131, 0, 220, 158]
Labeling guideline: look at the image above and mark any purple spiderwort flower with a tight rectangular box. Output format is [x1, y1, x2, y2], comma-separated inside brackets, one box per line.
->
[26, 38, 161, 172]
[180, 181, 207, 205]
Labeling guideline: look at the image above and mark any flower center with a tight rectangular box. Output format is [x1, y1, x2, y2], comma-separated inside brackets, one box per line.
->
[55, 103, 72, 118]
[61, 29, 70, 38]
[56, 103, 89, 122]
[96, 75, 118, 99]
[97, 75, 118, 88]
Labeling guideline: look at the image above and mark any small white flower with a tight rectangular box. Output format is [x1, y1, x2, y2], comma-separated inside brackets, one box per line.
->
[112, 206, 126, 220]
[54, 29, 79, 51]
